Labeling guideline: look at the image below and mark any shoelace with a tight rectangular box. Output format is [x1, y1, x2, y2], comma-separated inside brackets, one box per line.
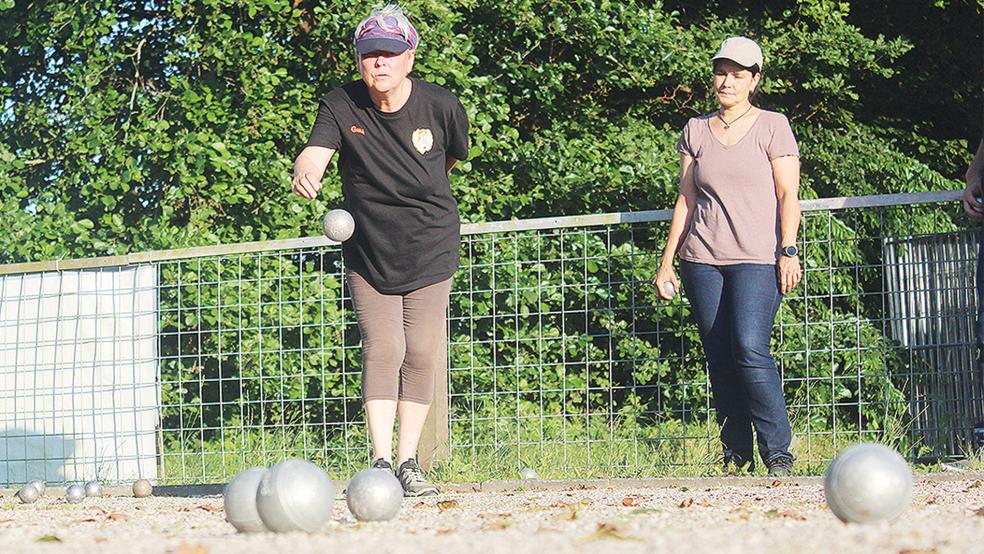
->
[401, 465, 425, 484]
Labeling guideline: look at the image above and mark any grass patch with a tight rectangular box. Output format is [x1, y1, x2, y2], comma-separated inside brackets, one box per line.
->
[159, 409, 926, 484]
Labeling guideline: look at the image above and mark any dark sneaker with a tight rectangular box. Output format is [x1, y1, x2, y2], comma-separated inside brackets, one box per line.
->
[724, 450, 755, 475]
[765, 453, 794, 477]
[397, 458, 438, 497]
[371, 458, 393, 472]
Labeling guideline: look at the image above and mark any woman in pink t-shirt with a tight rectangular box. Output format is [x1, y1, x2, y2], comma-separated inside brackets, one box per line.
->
[652, 37, 802, 476]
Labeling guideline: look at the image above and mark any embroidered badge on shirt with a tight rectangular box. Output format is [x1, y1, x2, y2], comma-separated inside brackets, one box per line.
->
[412, 128, 433, 154]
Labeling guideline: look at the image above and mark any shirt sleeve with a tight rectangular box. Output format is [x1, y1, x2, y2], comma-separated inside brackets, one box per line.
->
[767, 114, 799, 161]
[305, 97, 342, 150]
[446, 97, 470, 161]
[676, 119, 695, 158]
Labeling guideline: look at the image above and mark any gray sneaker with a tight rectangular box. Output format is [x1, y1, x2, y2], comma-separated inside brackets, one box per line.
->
[397, 458, 438, 497]
[371, 458, 393, 472]
[766, 453, 794, 477]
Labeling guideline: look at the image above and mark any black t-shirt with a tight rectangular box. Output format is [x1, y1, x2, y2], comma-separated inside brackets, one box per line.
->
[305, 78, 469, 294]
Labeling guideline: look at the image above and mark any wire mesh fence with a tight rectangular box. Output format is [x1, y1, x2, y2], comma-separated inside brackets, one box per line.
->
[0, 191, 980, 486]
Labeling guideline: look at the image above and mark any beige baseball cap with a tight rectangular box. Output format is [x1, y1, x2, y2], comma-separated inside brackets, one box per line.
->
[711, 36, 764, 69]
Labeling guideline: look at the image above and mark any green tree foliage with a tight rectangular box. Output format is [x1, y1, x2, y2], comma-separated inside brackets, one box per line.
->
[0, 0, 977, 261]
[1, 1, 979, 472]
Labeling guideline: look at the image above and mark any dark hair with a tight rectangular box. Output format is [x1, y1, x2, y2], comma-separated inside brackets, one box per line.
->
[712, 59, 762, 103]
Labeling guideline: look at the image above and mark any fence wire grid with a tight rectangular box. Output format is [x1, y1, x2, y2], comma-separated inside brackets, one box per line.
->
[0, 191, 981, 486]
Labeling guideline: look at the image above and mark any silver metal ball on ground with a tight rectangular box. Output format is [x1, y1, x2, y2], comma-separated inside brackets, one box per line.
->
[16, 485, 39, 504]
[224, 468, 269, 533]
[323, 209, 355, 242]
[519, 467, 538, 480]
[65, 484, 85, 504]
[132, 479, 153, 498]
[83, 480, 103, 497]
[824, 442, 912, 524]
[28, 480, 46, 496]
[345, 469, 403, 522]
[256, 459, 335, 533]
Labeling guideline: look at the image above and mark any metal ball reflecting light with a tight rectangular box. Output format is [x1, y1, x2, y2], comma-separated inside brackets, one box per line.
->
[824, 443, 912, 524]
[224, 468, 269, 533]
[323, 209, 355, 242]
[345, 469, 403, 522]
[255, 459, 335, 533]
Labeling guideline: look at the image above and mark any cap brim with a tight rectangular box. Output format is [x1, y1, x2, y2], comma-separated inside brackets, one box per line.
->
[711, 53, 762, 69]
[355, 38, 410, 54]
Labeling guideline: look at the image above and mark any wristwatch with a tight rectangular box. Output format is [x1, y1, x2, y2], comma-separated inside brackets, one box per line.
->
[781, 245, 799, 257]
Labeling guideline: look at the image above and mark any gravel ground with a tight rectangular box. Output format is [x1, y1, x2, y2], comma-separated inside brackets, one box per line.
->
[2, 476, 984, 554]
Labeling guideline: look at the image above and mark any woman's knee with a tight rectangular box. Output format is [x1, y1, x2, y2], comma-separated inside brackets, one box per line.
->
[731, 332, 774, 368]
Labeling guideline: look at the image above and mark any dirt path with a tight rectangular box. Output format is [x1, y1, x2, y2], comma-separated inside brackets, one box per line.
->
[1, 477, 982, 553]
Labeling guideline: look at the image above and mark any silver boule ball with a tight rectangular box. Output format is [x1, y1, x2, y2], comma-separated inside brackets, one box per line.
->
[256, 459, 335, 533]
[224, 468, 269, 533]
[132, 479, 153, 498]
[16, 485, 39, 504]
[65, 484, 85, 504]
[824, 443, 912, 524]
[345, 468, 403, 522]
[84, 480, 103, 497]
[519, 467, 538, 480]
[28, 480, 46, 496]
[662, 281, 676, 299]
[323, 209, 355, 242]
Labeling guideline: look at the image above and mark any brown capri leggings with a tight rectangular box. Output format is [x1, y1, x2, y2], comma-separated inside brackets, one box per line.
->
[347, 270, 452, 404]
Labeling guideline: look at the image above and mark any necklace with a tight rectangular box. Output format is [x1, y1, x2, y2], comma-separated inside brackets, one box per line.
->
[717, 105, 754, 130]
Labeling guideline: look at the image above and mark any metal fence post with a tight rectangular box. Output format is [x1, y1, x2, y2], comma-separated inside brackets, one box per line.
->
[418, 339, 449, 471]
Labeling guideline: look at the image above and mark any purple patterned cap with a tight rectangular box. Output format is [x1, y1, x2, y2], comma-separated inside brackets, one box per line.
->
[353, 6, 419, 54]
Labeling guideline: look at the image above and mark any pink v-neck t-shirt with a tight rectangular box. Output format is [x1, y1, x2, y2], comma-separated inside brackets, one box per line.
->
[676, 110, 799, 265]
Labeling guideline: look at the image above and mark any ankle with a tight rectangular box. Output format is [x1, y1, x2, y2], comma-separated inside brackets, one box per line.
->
[397, 456, 416, 467]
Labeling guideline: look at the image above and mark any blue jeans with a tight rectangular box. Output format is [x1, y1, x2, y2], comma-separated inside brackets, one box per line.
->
[680, 260, 793, 464]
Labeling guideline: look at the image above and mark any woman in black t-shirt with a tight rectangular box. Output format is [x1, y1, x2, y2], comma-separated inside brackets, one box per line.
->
[291, 4, 468, 497]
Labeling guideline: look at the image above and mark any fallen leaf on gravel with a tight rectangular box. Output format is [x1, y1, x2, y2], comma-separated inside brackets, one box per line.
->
[631, 508, 661, 515]
[523, 504, 553, 512]
[678, 498, 694, 508]
[679, 486, 689, 492]
[36, 535, 62, 543]
[94, 537, 107, 543]
[478, 513, 512, 519]
[482, 520, 512, 531]
[552, 502, 587, 521]
[76, 517, 99, 523]
[179, 505, 222, 514]
[727, 509, 752, 523]
[768, 480, 799, 488]
[435, 528, 456, 535]
[579, 522, 638, 543]
[697, 499, 712, 507]
[437, 500, 459, 511]
[926, 497, 940, 505]
[765, 509, 806, 521]
[414, 501, 428, 509]
[171, 544, 208, 554]
[899, 549, 938, 554]
[974, 507, 984, 517]
[621, 497, 637, 507]
[108, 513, 130, 522]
